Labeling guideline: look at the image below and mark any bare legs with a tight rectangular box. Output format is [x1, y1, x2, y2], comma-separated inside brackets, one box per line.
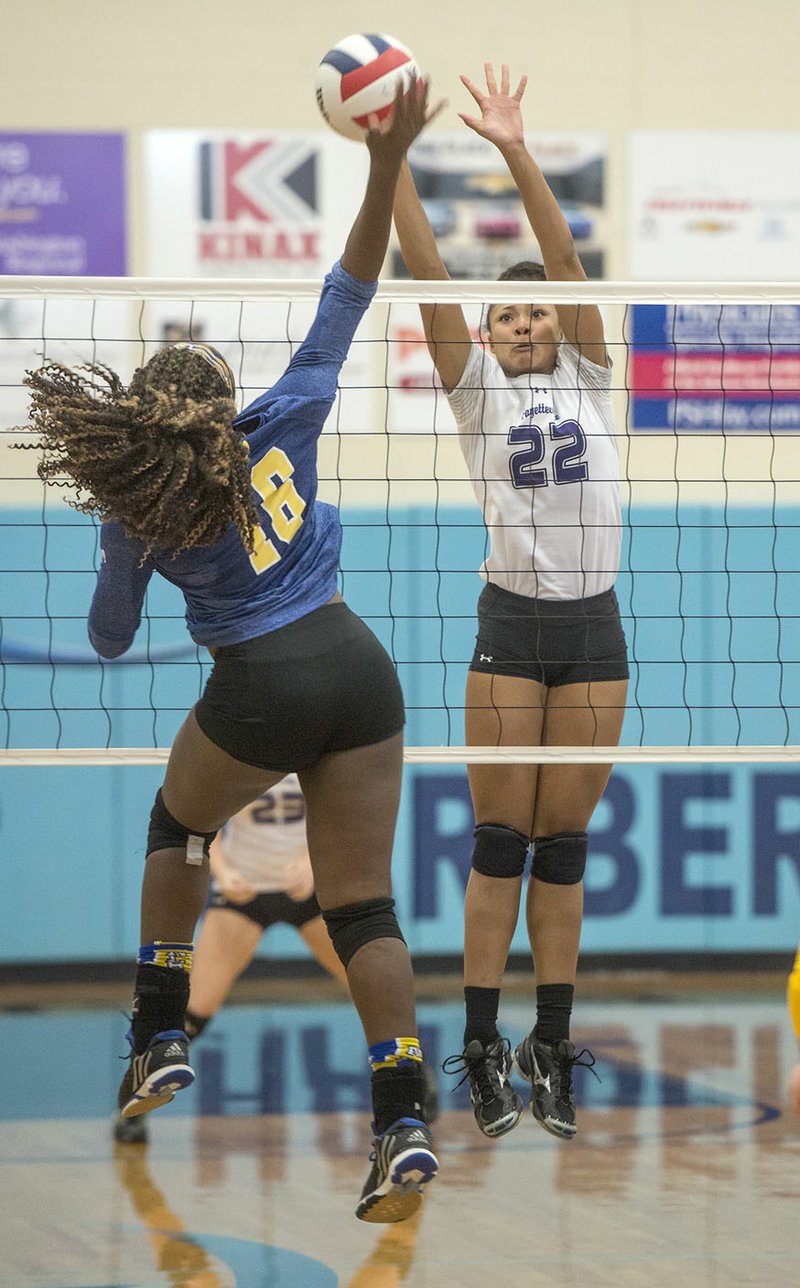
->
[464, 673, 628, 989]
[145, 713, 412, 1046]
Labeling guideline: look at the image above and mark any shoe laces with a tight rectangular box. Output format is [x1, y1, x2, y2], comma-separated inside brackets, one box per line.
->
[556, 1046, 599, 1104]
[442, 1039, 512, 1107]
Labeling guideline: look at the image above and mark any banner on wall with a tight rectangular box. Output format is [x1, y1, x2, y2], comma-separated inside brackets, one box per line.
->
[386, 131, 608, 430]
[629, 131, 800, 282]
[630, 303, 800, 432]
[0, 132, 127, 275]
[628, 131, 800, 432]
[0, 133, 128, 438]
[143, 129, 368, 278]
[0, 762, 798, 961]
[142, 130, 375, 422]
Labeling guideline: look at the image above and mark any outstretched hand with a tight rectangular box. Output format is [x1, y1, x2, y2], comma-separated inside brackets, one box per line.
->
[458, 62, 527, 149]
[364, 75, 445, 161]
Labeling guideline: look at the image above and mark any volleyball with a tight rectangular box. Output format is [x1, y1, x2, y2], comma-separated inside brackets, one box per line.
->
[315, 33, 420, 141]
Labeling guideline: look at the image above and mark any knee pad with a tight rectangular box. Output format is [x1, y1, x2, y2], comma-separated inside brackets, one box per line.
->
[147, 789, 217, 866]
[471, 823, 529, 879]
[530, 831, 588, 885]
[322, 897, 405, 969]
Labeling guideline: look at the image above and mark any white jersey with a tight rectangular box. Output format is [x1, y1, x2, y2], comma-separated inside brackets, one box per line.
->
[217, 774, 311, 894]
[447, 342, 622, 600]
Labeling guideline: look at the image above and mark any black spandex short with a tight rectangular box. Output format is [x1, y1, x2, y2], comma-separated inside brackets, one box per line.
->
[195, 601, 404, 771]
[209, 885, 322, 930]
[470, 583, 629, 687]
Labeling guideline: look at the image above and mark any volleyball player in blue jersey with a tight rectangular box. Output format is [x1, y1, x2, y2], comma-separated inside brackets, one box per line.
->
[21, 81, 441, 1224]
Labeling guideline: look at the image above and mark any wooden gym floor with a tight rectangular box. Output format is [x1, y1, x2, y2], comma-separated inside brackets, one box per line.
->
[1, 970, 798, 1287]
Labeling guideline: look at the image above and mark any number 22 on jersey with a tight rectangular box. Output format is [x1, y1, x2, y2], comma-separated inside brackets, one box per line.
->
[508, 418, 589, 489]
[249, 447, 306, 573]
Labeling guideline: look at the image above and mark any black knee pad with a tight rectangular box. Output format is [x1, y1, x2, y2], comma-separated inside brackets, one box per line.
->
[322, 897, 406, 969]
[530, 831, 588, 885]
[147, 788, 217, 866]
[471, 823, 529, 878]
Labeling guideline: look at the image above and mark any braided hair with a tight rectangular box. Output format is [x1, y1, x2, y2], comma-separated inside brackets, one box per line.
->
[18, 346, 259, 556]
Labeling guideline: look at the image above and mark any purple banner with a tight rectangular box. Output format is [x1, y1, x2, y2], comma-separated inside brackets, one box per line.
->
[0, 133, 126, 275]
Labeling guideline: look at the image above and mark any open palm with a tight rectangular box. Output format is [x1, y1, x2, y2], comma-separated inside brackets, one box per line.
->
[459, 62, 527, 148]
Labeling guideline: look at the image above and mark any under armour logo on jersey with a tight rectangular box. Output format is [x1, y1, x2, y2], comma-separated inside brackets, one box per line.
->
[480, 653, 493, 662]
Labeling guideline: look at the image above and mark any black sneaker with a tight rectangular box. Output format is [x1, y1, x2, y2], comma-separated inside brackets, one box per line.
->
[113, 1112, 149, 1145]
[443, 1037, 523, 1138]
[356, 1118, 438, 1223]
[421, 1061, 440, 1125]
[513, 1032, 596, 1139]
[118, 1029, 194, 1119]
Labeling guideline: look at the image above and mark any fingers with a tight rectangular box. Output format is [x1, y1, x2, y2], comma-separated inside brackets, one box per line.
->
[463, 63, 524, 106]
[459, 72, 483, 105]
[458, 112, 484, 136]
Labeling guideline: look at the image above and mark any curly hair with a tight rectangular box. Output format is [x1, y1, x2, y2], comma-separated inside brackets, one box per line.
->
[17, 346, 260, 556]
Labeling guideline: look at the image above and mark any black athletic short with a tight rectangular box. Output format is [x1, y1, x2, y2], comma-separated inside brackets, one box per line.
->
[469, 582, 629, 687]
[195, 601, 404, 771]
[209, 884, 322, 930]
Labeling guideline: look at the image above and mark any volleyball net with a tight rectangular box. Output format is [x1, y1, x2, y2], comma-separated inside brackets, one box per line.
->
[1, 276, 799, 766]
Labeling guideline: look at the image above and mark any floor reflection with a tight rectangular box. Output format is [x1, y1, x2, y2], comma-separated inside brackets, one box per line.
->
[0, 992, 798, 1287]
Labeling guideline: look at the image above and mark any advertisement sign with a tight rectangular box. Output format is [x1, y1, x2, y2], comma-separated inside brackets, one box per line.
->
[628, 131, 800, 432]
[631, 303, 800, 432]
[0, 133, 128, 445]
[0, 132, 126, 275]
[629, 131, 800, 283]
[142, 130, 374, 424]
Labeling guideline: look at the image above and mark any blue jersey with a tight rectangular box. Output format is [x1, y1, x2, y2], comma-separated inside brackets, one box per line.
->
[88, 261, 377, 658]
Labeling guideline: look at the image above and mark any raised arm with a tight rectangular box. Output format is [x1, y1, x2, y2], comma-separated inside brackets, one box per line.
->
[460, 63, 608, 368]
[393, 160, 474, 392]
[340, 77, 442, 283]
[242, 82, 442, 417]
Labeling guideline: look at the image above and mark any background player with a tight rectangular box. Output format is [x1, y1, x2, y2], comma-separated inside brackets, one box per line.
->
[394, 63, 627, 1142]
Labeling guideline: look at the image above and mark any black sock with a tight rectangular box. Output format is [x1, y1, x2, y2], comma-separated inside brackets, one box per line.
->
[371, 1066, 427, 1134]
[131, 965, 189, 1052]
[463, 986, 501, 1047]
[535, 983, 574, 1044]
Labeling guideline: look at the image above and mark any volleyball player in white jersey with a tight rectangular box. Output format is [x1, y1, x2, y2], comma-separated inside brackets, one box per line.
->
[394, 63, 628, 1141]
[115, 775, 438, 1143]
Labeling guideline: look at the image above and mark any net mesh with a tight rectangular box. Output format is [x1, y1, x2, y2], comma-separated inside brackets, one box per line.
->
[1, 276, 799, 764]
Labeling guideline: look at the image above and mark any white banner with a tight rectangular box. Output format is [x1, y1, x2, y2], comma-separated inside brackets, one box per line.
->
[629, 131, 800, 280]
[142, 130, 377, 430]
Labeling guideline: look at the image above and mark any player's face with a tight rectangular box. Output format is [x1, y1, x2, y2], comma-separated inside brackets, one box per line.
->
[487, 303, 561, 375]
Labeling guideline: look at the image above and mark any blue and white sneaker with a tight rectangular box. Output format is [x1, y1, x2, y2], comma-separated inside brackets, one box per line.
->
[118, 1029, 194, 1119]
[356, 1118, 438, 1223]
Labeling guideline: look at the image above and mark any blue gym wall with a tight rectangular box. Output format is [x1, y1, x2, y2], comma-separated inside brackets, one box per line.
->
[1, 503, 799, 963]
